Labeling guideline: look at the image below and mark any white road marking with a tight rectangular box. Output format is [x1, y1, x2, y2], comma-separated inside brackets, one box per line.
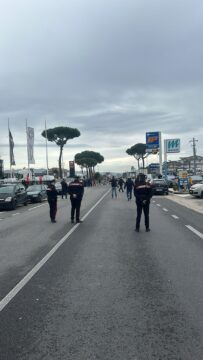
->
[185, 225, 203, 240]
[0, 219, 3, 221]
[171, 215, 179, 219]
[0, 189, 110, 312]
[156, 204, 161, 207]
[163, 208, 168, 212]
[12, 213, 20, 216]
[28, 204, 45, 211]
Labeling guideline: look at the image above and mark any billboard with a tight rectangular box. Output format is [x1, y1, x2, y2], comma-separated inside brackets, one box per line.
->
[165, 139, 180, 153]
[146, 132, 160, 152]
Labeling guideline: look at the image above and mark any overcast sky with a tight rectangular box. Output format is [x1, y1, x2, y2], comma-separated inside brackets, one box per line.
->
[0, 0, 203, 173]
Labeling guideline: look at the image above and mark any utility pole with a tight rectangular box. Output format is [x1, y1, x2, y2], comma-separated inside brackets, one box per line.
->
[189, 137, 198, 175]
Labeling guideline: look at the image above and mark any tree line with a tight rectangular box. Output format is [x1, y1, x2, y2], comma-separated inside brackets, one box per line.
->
[41, 125, 152, 178]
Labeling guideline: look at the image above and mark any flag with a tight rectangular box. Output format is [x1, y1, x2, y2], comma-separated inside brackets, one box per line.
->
[9, 130, 16, 166]
[27, 126, 35, 164]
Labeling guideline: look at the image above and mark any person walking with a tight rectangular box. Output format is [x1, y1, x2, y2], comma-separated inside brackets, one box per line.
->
[134, 173, 153, 232]
[46, 180, 58, 223]
[68, 176, 84, 223]
[118, 178, 125, 192]
[61, 178, 68, 199]
[110, 176, 118, 198]
[124, 177, 134, 200]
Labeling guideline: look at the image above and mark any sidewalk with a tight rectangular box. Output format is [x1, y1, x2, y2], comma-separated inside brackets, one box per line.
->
[168, 188, 203, 215]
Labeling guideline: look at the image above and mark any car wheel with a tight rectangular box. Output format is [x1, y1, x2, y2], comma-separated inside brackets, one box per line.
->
[201, 191, 203, 199]
[165, 191, 168, 195]
[38, 195, 42, 203]
[24, 200, 28, 206]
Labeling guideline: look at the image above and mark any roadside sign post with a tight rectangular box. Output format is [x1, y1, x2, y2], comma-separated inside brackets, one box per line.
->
[146, 131, 162, 175]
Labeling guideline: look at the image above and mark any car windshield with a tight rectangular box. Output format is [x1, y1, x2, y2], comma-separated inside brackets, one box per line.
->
[0, 186, 14, 193]
[27, 185, 42, 191]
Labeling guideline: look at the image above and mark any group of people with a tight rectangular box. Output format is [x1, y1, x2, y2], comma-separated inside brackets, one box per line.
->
[47, 173, 153, 233]
[110, 174, 153, 232]
[46, 177, 84, 224]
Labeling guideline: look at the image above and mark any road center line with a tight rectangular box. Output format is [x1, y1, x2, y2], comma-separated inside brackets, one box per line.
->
[171, 215, 179, 219]
[185, 225, 203, 240]
[28, 204, 45, 211]
[0, 189, 110, 312]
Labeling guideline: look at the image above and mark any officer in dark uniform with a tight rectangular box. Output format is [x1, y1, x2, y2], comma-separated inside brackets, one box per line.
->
[134, 173, 153, 232]
[68, 176, 84, 223]
[46, 180, 58, 223]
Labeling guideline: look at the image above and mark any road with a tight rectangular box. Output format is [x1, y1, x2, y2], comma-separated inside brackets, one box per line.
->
[0, 187, 203, 359]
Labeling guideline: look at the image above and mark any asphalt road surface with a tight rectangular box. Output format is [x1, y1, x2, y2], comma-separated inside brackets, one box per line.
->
[0, 187, 203, 359]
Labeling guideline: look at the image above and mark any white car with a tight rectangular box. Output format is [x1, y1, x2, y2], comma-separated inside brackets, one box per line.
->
[189, 182, 203, 198]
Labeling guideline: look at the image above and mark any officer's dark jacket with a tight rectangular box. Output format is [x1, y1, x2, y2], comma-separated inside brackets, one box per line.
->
[134, 182, 152, 203]
[46, 184, 58, 201]
[68, 180, 84, 200]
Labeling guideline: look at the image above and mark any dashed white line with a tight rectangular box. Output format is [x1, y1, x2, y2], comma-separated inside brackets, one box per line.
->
[185, 225, 203, 240]
[28, 204, 45, 211]
[171, 215, 179, 219]
[163, 208, 168, 212]
[156, 204, 161, 207]
[12, 213, 20, 216]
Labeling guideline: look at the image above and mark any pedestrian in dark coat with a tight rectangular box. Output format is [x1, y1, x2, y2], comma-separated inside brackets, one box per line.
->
[118, 178, 125, 192]
[134, 173, 153, 232]
[46, 180, 58, 223]
[110, 176, 118, 198]
[124, 177, 134, 200]
[68, 176, 84, 223]
[61, 178, 68, 199]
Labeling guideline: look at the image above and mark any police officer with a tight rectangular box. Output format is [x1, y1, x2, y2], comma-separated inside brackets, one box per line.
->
[68, 176, 84, 223]
[134, 173, 153, 232]
[46, 180, 58, 223]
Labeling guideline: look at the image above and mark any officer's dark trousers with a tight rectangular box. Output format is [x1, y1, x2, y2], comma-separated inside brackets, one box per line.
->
[71, 198, 82, 221]
[48, 199, 57, 221]
[136, 200, 150, 229]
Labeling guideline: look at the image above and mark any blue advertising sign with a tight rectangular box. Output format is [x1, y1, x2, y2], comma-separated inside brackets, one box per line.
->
[146, 132, 160, 150]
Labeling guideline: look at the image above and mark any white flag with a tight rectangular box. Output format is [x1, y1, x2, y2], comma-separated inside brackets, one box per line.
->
[27, 126, 35, 164]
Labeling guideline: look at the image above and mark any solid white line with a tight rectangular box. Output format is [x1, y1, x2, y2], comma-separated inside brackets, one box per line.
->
[28, 204, 45, 211]
[0, 189, 110, 312]
[163, 208, 168, 212]
[185, 225, 203, 240]
[171, 215, 179, 219]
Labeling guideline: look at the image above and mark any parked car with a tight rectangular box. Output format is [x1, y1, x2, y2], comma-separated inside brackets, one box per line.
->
[27, 184, 47, 203]
[189, 182, 203, 198]
[150, 179, 169, 195]
[0, 184, 28, 210]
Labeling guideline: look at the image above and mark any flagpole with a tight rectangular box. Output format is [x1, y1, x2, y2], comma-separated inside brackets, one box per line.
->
[8, 118, 12, 178]
[45, 119, 49, 176]
[26, 119, 30, 177]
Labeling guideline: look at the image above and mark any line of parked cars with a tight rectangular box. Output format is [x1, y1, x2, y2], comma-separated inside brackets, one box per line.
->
[0, 183, 48, 210]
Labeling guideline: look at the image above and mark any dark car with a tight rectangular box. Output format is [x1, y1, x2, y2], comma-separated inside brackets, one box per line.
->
[151, 179, 169, 195]
[0, 184, 28, 210]
[27, 184, 47, 203]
